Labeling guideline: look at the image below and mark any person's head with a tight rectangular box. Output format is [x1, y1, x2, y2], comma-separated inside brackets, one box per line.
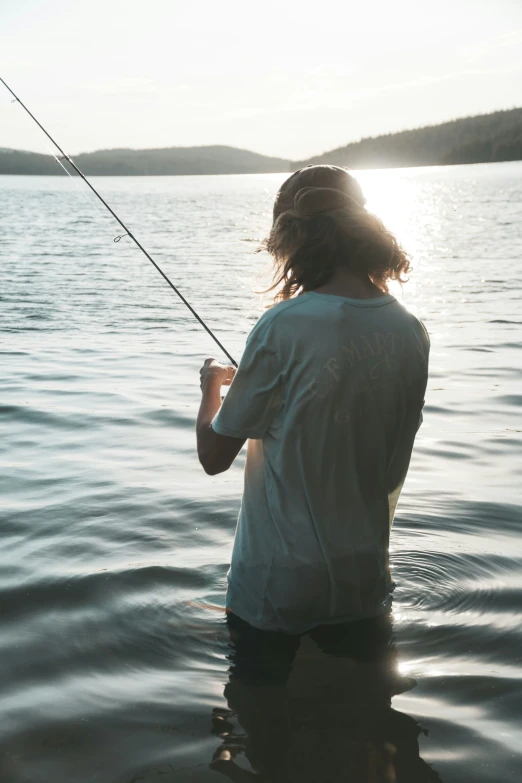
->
[262, 165, 411, 302]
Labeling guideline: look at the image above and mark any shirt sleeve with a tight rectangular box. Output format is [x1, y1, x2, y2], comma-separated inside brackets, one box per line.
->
[212, 322, 283, 440]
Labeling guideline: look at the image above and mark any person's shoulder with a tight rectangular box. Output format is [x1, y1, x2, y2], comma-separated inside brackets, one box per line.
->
[265, 295, 313, 320]
[249, 296, 312, 334]
[245, 296, 312, 355]
[406, 309, 430, 344]
[393, 301, 430, 352]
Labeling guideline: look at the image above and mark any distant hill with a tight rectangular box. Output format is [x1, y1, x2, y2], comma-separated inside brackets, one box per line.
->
[0, 148, 60, 175]
[0, 145, 290, 176]
[295, 108, 522, 169]
[1, 108, 521, 176]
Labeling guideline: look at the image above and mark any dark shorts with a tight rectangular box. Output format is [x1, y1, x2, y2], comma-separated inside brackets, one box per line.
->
[226, 611, 394, 686]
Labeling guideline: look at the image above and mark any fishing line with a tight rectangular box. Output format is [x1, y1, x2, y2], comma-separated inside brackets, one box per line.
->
[43, 136, 114, 226]
[1, 77, 237, 367]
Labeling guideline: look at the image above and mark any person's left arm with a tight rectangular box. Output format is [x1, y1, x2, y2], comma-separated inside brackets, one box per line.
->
[196, 359, 245, 475]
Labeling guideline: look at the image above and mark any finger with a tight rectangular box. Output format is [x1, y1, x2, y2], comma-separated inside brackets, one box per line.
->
[222, 369, 236, 385]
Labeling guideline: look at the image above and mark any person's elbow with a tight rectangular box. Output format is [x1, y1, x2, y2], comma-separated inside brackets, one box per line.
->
[198, 450, 232, 476]
[197, 429, 245, 476]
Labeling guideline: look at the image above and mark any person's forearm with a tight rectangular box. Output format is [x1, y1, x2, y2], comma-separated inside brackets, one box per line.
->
[196, 359, 243, 475]
[197, 377, 222, 440]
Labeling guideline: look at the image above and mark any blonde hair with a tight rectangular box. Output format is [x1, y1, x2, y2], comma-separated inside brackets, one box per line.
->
[261, 165, 411, 303]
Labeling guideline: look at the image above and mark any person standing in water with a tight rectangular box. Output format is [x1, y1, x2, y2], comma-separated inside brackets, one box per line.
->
[196, 165, 429, 634]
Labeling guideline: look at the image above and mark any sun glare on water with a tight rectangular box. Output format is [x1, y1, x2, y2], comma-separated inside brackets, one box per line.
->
[356, 168, 429, 307]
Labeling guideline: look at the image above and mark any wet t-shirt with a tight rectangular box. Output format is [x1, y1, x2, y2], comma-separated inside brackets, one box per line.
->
[212, 292, 429, 632]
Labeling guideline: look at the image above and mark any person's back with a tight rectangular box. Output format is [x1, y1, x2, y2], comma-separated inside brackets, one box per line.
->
[197, 164, 429, 633]
[214, 291, 428, 631]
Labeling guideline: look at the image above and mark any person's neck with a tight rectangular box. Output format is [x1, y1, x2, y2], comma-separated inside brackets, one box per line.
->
[313, 268, 387, 299]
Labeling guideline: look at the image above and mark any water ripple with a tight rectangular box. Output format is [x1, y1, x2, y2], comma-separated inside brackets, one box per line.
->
[1, 165, 522, 782]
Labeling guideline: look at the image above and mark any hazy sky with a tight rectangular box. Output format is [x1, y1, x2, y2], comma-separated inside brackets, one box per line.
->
[1, 0, 521, 159]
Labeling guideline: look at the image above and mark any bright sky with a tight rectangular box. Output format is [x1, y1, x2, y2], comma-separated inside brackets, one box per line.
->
[1, 0, 521, 159]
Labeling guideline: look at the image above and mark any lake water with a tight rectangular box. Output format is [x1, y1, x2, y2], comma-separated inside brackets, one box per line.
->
[1, 162, 521, 783]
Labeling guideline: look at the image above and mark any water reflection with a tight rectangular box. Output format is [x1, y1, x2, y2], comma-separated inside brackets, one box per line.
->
[211, 612, 443, 782]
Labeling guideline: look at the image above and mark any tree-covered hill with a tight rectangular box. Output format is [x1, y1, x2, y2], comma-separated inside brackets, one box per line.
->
[1, 108, 521, 176]
[294, 108, 522, 169]
[0, 148, 60, 175]
[0, 145, 290, 176]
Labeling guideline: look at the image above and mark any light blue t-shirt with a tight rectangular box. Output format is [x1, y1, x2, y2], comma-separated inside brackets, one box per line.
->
[212, 292, 429, 632]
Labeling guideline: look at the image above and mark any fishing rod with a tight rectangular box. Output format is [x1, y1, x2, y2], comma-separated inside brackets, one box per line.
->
[0, 76, 237, 367]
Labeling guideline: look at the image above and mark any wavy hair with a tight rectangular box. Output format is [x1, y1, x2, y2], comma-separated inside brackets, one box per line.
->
[261, 165, 411, 303]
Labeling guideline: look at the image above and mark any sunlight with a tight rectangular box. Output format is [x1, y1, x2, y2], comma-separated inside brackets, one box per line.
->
[356, 168, 418, 245]
[356, 168, 425, 308]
